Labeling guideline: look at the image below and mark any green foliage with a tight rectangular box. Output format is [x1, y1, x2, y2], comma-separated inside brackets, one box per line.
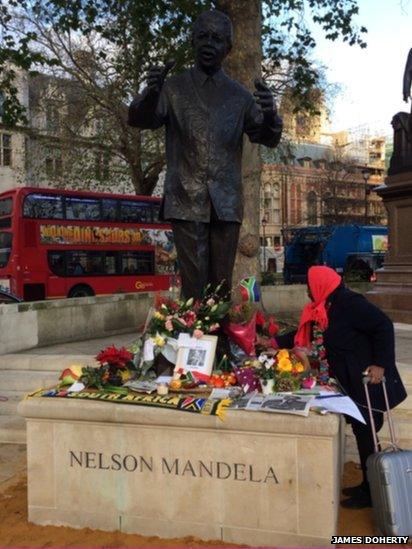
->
[0, 0, 210, 125]
[260, 0, 366, 113]
[0, 0, 366, 130]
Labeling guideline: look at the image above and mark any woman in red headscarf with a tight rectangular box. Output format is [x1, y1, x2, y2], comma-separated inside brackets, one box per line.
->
[276, 266, 407, 509]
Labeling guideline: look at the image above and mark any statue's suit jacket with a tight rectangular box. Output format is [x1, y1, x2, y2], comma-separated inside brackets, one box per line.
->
[128, 67, 283, 223]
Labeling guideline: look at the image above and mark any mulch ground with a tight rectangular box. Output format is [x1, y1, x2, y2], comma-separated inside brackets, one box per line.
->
[0, 462, 410, 548]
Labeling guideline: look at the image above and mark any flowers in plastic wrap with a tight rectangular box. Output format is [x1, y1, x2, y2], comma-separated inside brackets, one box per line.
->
[58, 365, 84, 386]
[96, 345, 133, 369]
[254, 310, 280, 353]
[78, 345, 135, 389]
[150, 285, 230, 339]
[274, 349, 305, 392]
[224, 302, 256, 356]
[233, 361, 262, 393]
[135, 284, 231, 376]
[235, 348, 309, 394]
[301, 373, 317, 390]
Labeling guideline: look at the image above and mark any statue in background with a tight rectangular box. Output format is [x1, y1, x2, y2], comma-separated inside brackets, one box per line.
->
[128, 10, 282, 299]
[389, 48, 412, 175]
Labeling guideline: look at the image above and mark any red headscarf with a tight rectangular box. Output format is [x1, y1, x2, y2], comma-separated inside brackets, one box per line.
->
[294, 266, 342, 348]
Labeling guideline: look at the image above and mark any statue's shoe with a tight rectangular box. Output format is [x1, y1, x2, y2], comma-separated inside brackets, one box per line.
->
[342, 483, 367, 497]
[340, 492, 372, 509]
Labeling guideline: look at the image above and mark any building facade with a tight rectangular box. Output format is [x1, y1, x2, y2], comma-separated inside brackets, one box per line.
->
[0, 70, 133, 195]
[260, 128, 387, 247]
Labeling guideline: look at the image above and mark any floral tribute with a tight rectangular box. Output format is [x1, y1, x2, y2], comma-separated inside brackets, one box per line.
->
[55, 279, 333, 403]
[80, 345, 135, 389]
[224, 302, 256, 355]
[236, 348, 307, 394]
[96, 345, 133, 369]
[149, 287, 230, 340]
[134, 284, 231, 375]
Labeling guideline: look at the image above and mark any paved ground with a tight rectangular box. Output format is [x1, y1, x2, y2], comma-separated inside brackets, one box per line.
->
[17, 332, 138, 356]
[393, 323, 412, 363]
[0, 444, 26, 490]
[15, 322, 412, 360]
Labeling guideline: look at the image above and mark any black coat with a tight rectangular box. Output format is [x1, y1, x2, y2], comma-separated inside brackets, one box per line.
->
[128, 67, 282, 223]
[277, 287, 407, 418]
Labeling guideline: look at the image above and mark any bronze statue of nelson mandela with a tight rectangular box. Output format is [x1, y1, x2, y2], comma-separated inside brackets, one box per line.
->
[128, 9, 283, 299]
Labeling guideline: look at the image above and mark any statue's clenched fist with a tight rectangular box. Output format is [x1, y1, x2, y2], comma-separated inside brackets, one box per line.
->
[147, 59, 176, 93]
[253, 78, 276, 117]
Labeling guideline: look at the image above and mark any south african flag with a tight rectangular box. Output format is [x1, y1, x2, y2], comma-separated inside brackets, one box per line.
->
[239, 276, 260, 303]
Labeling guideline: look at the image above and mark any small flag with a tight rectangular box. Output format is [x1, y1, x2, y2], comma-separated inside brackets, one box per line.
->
[239, 276, 260, 303]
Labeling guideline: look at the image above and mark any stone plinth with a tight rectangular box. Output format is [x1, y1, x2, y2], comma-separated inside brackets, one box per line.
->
[368, 173, 412, 322]
[18, 398, 343, 547]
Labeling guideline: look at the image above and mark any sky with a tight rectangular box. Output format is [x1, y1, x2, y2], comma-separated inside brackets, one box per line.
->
[312, 0, 412, 135]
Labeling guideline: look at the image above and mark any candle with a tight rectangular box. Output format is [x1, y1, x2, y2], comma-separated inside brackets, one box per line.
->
[157, 383, 169, 396]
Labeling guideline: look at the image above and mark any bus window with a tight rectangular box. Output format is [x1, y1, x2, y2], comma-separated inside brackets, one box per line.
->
[67, 252, 87, 276]
[48, 251, 66, 276]
[86, 252, 105, 275]
[23, 194, 63, 219]
[102, 199, 118, 221]
[0, 197, 12, 217]
[66, 251, 107, 275]
[120, 200, 152, 223]
[65, 197, 101, 221]
[120, 251, 154, 275]
[152, 203, 161, 222]
[104, 251, 118, 274]
[0, 231, 12, 268]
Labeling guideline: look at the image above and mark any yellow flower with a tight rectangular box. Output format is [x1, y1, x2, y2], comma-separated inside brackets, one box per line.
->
[277, 357, 292, 372]
[294, 362, 305, 373]
[277, 349, 290, 360]
[120, 369, 132, 382]
[154, 311, 165, 320]
[153, 334, 166, 347]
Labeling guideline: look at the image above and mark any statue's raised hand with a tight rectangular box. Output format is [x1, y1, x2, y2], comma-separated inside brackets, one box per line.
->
[253, 78, 275, 116]
[147, 59, 176, 94]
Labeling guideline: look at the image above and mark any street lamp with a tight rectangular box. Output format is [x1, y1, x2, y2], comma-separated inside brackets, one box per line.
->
[261, 217, 268, 272]
[362, 168, 370, 225]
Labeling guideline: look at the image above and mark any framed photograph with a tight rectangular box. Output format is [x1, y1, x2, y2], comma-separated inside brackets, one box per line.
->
[175, 333, 218, 380]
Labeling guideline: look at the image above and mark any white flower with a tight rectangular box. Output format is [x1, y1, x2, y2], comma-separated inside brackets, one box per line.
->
[266, 358, 275, 367]
[258, 354, 268, 363]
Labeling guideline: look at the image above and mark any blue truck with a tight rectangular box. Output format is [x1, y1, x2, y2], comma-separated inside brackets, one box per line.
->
[283, 225, 388, 284]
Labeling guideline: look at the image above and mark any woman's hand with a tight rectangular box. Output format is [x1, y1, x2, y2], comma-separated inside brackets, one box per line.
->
[364, 365, 385, 384]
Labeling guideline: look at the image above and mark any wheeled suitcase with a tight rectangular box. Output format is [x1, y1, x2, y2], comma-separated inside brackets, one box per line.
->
[363, 376, 412, 536]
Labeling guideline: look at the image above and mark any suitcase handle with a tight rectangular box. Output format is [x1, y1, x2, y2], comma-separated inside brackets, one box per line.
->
[362, 375, 398, 453]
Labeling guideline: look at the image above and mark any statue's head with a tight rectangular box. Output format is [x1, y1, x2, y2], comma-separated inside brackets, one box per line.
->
[192, 10, 233, 71]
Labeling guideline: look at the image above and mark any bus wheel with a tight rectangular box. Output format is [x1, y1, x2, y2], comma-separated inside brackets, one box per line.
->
[68, 284, 94, 298]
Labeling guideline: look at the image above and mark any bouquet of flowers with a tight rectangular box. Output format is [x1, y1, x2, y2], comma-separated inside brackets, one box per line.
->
[233, 360, 262, 393]
[255, 310, 280, 352]
[137, 285, 231, 375]
[274, 349, 306, 392]
[149, 289, 229, 340]
[235, 348, 308, 394]
[224, 302, 257, 355]
[80, 345, 134, 389]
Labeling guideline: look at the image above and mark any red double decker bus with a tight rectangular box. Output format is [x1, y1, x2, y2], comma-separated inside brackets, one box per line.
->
[0, 187, 177, 300]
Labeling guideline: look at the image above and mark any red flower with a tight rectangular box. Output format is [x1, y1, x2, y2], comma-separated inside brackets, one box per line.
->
[96, 345, 133, 369]
[183, 310, 197, 328]
[268, 317, 279, 336]
[154, 294, 167, 308]
[255, 310, 266, 327]
[154, 295, 179, 312]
